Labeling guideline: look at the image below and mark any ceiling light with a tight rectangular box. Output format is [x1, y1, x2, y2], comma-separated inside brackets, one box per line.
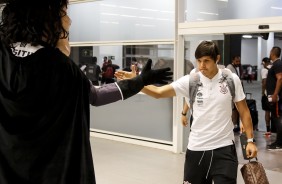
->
[271, 6, 282, 10]
[119, 6, 139, 10]
[199, 11, 219, 16]
[242, 35, 252, 39]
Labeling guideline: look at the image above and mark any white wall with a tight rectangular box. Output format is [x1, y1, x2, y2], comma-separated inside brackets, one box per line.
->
[241, 37, 282, 66]
[241, 39, 258, 66]
[274, 39, 282, 51]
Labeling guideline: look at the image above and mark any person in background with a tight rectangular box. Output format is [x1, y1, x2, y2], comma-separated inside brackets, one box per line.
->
[266, 46, 282, 151]
[261, 57, 272, 136]
[227, 56, 242, 132]
[116, 41, 257, 184]
[247, 64, 253, 83]
[226, 56, 241, 77]
[0, 1, 173, 183]
[103, 59, 116, 84]
[85, 56, 101, 86]
[123, 57, 139, 75]
[101, 56, 108, 85]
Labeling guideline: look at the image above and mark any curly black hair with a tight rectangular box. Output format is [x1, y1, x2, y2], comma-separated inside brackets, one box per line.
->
[0, 0, 69, 47]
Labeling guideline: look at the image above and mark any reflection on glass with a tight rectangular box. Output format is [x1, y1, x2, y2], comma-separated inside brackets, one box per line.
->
[69, 0, 175, 42]
[70, 44, 174, 84]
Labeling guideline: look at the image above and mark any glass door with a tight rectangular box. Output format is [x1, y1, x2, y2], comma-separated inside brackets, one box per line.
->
[178, 17, 282, 152]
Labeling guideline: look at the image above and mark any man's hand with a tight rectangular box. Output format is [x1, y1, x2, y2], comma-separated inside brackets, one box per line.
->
[115, 65, 137, 80]
[246, 142, 258, 159]
[181, 115, 188, 127]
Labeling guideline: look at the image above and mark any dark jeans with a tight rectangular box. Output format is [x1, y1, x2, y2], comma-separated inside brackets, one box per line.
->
[183, 144, 238, 184]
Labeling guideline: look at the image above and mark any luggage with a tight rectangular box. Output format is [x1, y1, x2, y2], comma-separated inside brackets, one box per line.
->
[241, 158, 269, 184]
[240, 134, 270, 184]
[246, 93, 258, 130]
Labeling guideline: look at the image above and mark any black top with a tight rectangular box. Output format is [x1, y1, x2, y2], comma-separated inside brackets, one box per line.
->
[266, 59, 282, 96]
[0, 43, 96, 184]
[0, 41, 148, 184]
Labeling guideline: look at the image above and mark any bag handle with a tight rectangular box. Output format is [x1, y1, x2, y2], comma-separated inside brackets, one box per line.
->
[248, 157, 258, 162]
[246, 92, 252, 99]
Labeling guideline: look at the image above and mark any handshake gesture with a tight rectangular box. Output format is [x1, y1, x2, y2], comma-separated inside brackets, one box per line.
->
[115, 59, 173, 85]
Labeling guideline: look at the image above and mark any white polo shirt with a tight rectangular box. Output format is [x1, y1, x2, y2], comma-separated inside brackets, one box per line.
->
[171, 69, 245, 151]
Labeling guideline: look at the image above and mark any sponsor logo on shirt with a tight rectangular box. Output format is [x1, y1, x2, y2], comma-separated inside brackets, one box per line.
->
[196, 92, 204, 106]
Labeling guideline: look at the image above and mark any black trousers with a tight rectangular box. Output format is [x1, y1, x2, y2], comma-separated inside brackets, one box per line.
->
[183, 144, 238, 184]
[271, 112, 282, 145]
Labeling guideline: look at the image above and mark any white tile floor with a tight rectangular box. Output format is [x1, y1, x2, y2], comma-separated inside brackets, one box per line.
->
[91, 81, 282, 183]
[91, 136, 282, 184]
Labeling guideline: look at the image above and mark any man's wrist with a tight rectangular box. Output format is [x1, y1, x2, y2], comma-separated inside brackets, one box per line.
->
[181, 112, 187, 116]
[247, 138, 255, 143]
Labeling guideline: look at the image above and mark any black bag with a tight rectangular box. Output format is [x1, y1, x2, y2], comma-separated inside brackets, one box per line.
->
[246, 93, 258, 130]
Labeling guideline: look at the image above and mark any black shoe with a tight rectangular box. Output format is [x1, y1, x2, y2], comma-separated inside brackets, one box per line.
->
[267, 142, 282, 151]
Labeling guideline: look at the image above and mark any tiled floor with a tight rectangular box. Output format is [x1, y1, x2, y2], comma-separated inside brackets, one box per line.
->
[91, 81, 282, 183]
[91, 135, 282, 184]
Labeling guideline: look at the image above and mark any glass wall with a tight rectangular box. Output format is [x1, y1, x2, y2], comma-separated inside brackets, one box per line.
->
[185, 0, 282, 22]
[69, 0, 175, 42]
[70, 43, 174, 83]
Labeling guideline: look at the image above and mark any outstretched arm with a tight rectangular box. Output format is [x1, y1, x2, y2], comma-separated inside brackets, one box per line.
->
[141, 84, 176, 99]
[89, 59, 173, 105]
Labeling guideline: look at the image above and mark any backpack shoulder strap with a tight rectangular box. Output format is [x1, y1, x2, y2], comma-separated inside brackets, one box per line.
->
[221, 68, 235, 100]
[189, 71, 202, 109]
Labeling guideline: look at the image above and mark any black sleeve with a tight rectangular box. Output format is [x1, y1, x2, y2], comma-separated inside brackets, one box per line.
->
[89, 81, 122, 106]
[116, 76, 144, 100]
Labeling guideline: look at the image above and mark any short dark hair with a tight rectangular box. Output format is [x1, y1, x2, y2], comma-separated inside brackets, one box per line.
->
[262, 57, 270, 63]
[272, 46, 281, 58]
[195, 41, 220, 62]
[232, 55, 240, 60]
[91, 56, 97, 64]
[0, 0, 69, 47]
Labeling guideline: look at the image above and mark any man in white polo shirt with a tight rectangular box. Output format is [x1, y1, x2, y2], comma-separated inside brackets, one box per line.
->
[140, 41, 257, 184]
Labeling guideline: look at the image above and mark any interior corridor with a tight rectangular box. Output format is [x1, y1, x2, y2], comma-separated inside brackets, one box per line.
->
[91, 81, 282, 184]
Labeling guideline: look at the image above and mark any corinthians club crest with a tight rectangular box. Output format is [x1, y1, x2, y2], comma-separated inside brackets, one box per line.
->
[219, 83, 228, 94]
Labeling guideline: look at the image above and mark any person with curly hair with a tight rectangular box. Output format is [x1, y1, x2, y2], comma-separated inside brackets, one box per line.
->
[0, 1, 172, 183]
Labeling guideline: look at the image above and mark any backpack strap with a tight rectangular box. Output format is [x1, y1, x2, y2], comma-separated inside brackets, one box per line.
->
[220, 68, 235, 100]
[189, 72, 202, 110]
[189, 69, 235, 111]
